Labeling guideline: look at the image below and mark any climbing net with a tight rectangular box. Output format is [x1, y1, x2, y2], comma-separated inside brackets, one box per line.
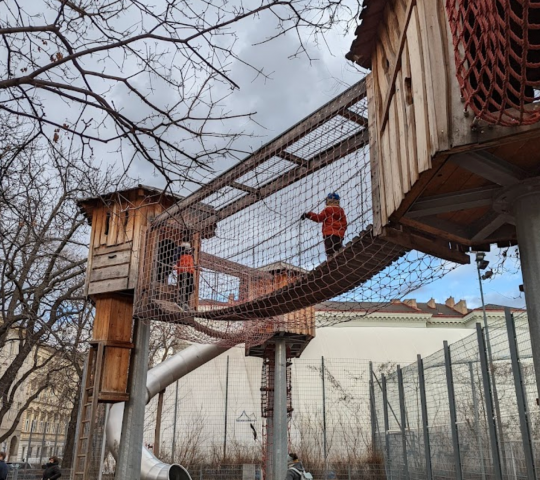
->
[447, 0, 540, 126]
[134, 78, 456, 348]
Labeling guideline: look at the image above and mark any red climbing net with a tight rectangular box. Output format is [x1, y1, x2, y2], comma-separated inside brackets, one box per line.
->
[447, 0, 540, 126]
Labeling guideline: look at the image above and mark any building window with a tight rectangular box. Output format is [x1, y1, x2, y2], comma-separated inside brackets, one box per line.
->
[25, 419, 29, 432]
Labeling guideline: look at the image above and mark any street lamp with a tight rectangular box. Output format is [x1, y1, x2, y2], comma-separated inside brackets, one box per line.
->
[475, 252, 507, 468]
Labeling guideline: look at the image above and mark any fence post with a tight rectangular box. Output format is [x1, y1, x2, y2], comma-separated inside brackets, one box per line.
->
[381, 375, 391, 479]
[505, 308, 537, 480]
[172, 381, 179, 463]
[476, 324, 503, 480]
[224, 355, 230, 460]
[468, 362, 486, 480]
[417, 355, 432, 480]
[397, 366, 410, 480]
[443, 341, 462, 480]
[369, 362, 377, 451]
[321, 356, 328, 478]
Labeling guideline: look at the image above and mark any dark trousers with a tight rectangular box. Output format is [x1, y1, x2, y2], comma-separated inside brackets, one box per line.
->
[323, 235, 343, 257]
[178, 272, 194, 305]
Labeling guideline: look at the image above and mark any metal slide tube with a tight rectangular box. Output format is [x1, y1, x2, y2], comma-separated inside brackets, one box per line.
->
[107, 344, 229, 480]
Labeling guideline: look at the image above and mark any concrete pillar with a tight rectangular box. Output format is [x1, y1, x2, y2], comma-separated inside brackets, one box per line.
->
[495, 178, 540, 397]
[273, 339, 288, 480]
[115, 319, 150, 480]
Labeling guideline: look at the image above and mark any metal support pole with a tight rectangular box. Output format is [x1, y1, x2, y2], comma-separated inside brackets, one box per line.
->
[322, 356, 328, 478]
[468, 362, 486, 480]
[154, 390, 165, 458]
[224, 355, 230, 460]
[172, 380, 179, 463]
[505, 308, 537, 480]
[115, 318, 151, 480]
[39, 421, 48, 464]
[396, 366, 410, 480]
[381, 376, 391, 479]
[273, 339, 288, 480]
[97, 405, 111, 480]
[477, 262, 507, 471]
[476, 324, 503, 480]
[369, 362, 377, 451]
[443, 341, 462, 480]
[417, 356, 432, 480]
[496, 179, 540, 398]
[266, 418, 274, 480]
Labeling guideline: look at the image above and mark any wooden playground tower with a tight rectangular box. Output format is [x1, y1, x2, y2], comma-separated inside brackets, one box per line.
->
[74, 186, 315, 480]
[346, 0, 540, 401]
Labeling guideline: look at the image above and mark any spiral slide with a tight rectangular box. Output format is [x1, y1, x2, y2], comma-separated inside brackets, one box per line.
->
[106, 343, 231, 480]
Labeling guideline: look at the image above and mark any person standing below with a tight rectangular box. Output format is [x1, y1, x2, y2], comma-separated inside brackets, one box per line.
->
[285, 453, 306, 480]
[174, 242, 195, 310]
[0, 452, 8, 480]
[301, 193, 347, 257]
[42, 456, 62, 480]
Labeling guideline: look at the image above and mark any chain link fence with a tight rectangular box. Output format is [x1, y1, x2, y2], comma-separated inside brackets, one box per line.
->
[373, 308, 538, 480]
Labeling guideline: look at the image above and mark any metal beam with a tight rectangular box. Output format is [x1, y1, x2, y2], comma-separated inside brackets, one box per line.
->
[444, 341, 462, 480]
[470, 212, 514, 242]
[153, 79, 367, 224]
[449, 151, 527, 186]
[407, 186, 501, 218]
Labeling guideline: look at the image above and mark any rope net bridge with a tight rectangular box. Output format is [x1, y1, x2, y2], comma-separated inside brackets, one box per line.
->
[134, 78, 455, 348]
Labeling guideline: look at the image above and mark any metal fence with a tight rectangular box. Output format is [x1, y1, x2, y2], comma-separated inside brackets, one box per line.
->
[372, 308, 538, 480]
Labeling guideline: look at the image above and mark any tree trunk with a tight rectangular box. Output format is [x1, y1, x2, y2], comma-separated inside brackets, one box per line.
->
[62, 384, 81, 468]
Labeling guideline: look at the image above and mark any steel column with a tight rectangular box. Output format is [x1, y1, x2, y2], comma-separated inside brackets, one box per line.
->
[273, 339, 288, 480]
[417, 356, 432, 480]
[468, 362, 486, 480]
[322, 356, 328, 477]
[115, 318, 151, 480]
[476, 324, 503, 480]
[224, 355, 230, 460]
[369, 361, 377, 451]
[505, 308, 537, 480]
[171, 381, 179, 463]
[499, 179, 540, 397]
[397, 366, 410, 480]
[443, 341, 462, 480]
[97, 405, 111, 480]
[381, 375, 391, 479]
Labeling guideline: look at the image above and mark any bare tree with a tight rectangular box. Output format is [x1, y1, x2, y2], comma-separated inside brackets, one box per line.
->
[0, 0, 358, 185]
[0, 131, 118, 444]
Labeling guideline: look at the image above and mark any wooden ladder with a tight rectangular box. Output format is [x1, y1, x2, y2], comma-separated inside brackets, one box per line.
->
[73, 341, 105, 480]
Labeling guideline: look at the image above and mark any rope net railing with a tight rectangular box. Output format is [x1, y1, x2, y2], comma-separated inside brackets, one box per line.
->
[134, 77, 456, 347]
[447, 0, 540, 126]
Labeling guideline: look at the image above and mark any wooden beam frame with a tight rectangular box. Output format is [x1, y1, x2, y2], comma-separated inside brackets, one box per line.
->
[469, 212, 514, 242]
[406, 186, 501, 218]
[195, 128, 369, 227]
[277, 150, 309, 166]
[449, 151, 527, 186]
[153, 79, 367, 224]
[340, 109, 369, 127]
[381, 226, 470, 264]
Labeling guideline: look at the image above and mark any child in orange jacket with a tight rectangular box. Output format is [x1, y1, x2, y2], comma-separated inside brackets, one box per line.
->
[174, 242, 195, 309]
[301, 193, 347, 257]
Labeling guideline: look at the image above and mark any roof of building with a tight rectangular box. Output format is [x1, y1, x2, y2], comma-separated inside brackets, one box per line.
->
[345, 0, 390, 69]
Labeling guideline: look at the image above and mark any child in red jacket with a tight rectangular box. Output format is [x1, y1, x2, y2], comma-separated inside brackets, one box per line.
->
[174, 242, 195, 310]
[301, 193, 347, 257]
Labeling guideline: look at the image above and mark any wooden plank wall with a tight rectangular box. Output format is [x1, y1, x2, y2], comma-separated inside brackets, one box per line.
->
[370, 0, 452, 232]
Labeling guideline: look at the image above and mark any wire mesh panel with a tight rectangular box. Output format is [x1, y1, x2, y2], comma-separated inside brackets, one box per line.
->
[132, 77, 456, 347]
